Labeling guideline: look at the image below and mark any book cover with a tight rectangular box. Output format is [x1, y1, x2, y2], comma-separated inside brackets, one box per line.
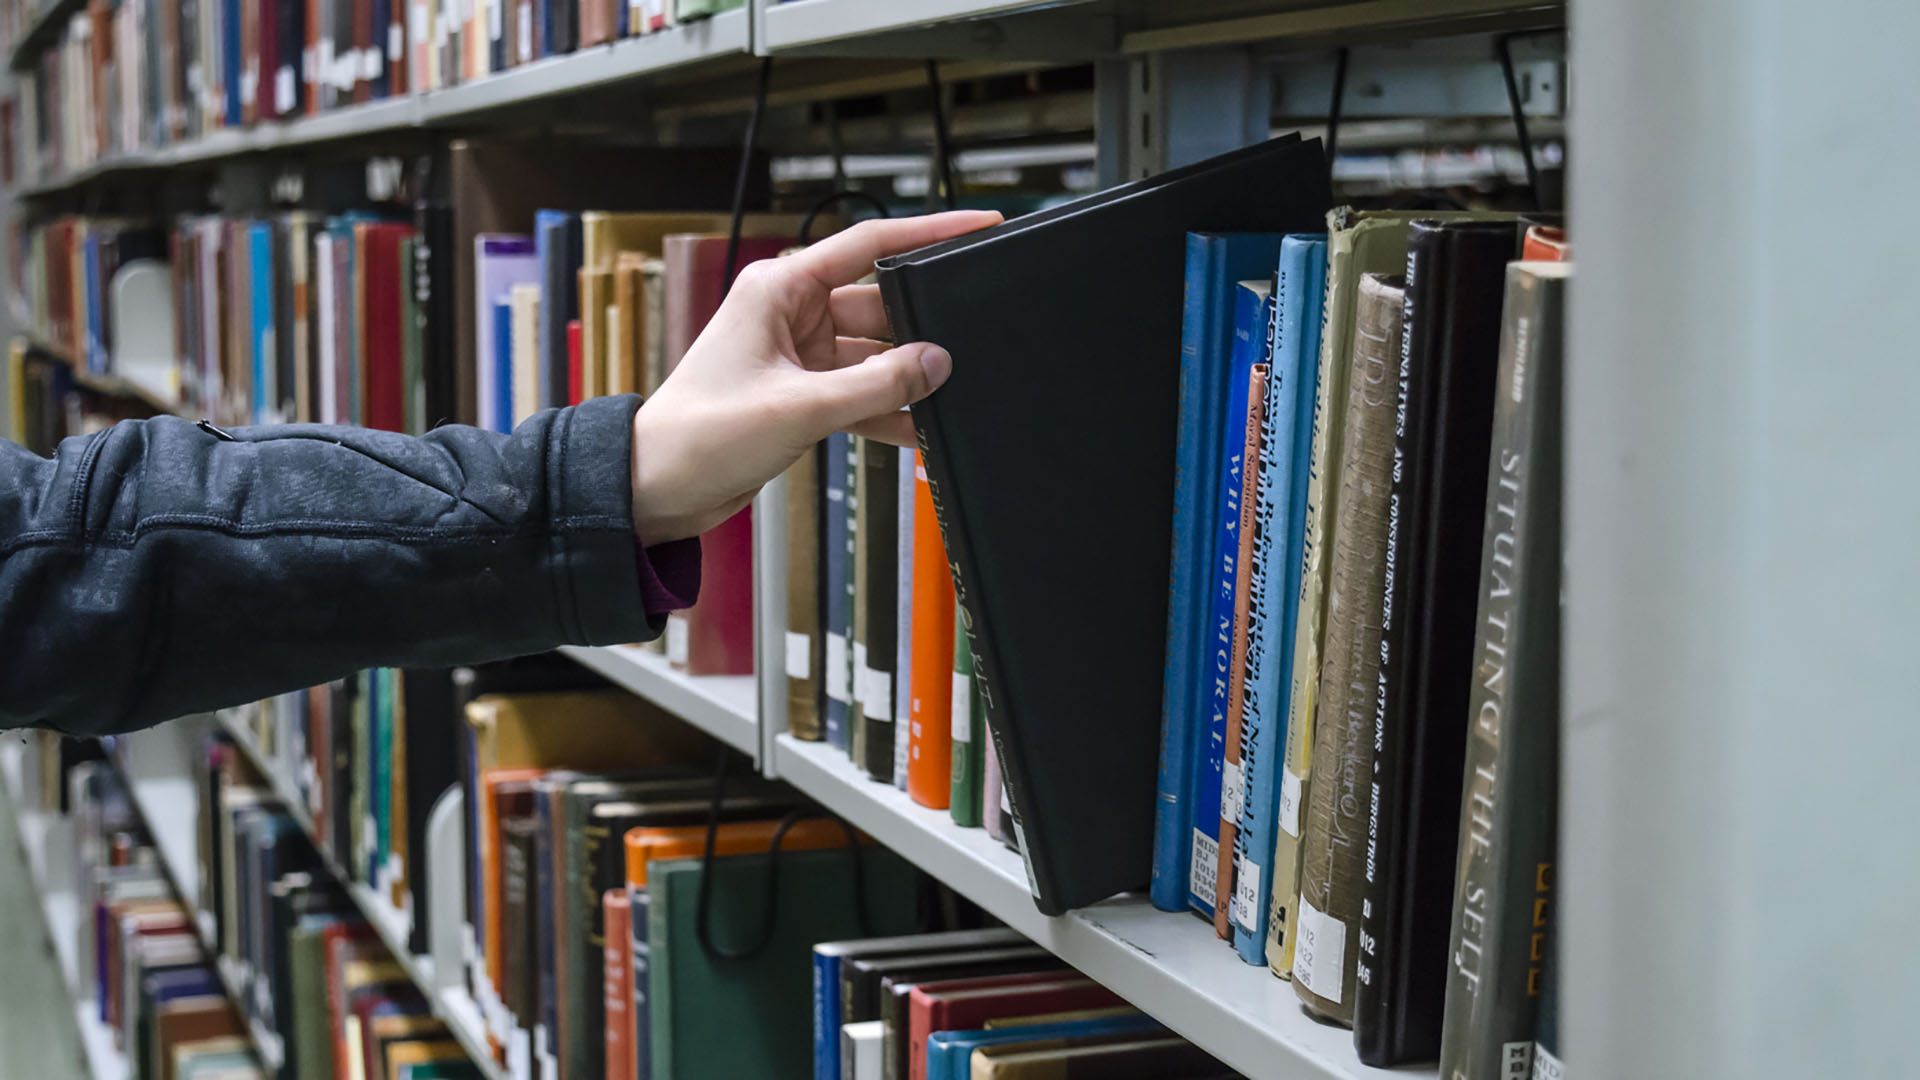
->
[811, 928, 1029, 1080]
[1212, 353, 1268, 935]
[535, 210, 582, 410]
[1291, 271, 1406, 1024]
[948, 607, 982, 827]
[857, 436, 900, 782]
[611, 253, 648, 395]
[247, 220, 276, 424]
[1152, 230, 1286, 914]
[906, 976, 1122, 1080]
[359, 222, 413, 432]
[787, 442, 826, 740]
[508, 282, 540, 426]
[1437, 262, 1567, 1080]
[579, 270, 611, 400]
[876, 135, 1331, 913]
[824, 431, 856, 752]
[1234, 233, 1325, 965]
[894, 445, 916, 792]
[907, 447, 956, 807]
[1355, 219, 1519, 1064]
[568, 316, 583, 404]
[604, 889, 633, 1080]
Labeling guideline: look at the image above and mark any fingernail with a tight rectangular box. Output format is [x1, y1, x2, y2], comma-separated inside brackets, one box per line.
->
[917, 345, 953, 389]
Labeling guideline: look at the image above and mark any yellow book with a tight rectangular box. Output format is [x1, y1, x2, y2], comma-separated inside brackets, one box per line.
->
[465, 690, 707, 776]
[385, 1039, 465, 1080]
[579, 267, 614, 399]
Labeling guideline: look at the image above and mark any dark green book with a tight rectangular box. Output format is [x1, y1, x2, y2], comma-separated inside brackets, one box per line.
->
[949, 610, 985, 827]
[647, 847, 921, 1080]
[1438, 262, 1568, 1080]
[857, 437, 900, 782]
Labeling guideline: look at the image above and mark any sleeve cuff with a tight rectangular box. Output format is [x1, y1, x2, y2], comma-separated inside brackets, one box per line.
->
[636, 537, 702, 615]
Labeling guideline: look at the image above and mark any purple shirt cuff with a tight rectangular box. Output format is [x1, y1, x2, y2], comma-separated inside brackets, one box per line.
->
[636, 537, 702, 615]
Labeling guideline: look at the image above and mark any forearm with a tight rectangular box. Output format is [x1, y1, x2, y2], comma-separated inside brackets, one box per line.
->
[0, 395, 692, 735]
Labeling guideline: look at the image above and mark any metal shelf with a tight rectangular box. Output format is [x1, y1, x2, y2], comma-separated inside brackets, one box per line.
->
[769, 734, 1422, 1080]
[560, 644, 760, 758]
[213, 710, 509, 1080]
[15, 331, 193, 416]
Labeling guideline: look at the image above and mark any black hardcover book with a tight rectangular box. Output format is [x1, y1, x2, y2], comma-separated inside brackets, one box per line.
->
[328, 676, 357, 859]
[396, 668, 463, 956]
[538, 212, 584, 409]
[273, 216, 298, 421]
[411, 154, 456, 429]
[842, 946, 1059, 1029]
[875, 134, 1331, 912]
[500, 800, 541, 1027]
[857, 438, 899, 783]
[1353, 218, 1519, 1065]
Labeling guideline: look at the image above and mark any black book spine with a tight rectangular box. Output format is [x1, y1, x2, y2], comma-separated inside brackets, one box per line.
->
[1355, 219, 1516, 1065]
[328, 676, 357, 859]
[411, 155, 456, 428]
[274, 217, 297, 421]
[400, 668, 459, 956]
[502, 816, 538, 1029]
[858, 437, 899, 782]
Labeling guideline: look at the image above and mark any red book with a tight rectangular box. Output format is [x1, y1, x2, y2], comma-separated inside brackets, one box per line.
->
[567, 318, 584, 404]
[1523, 224, 1571, 261]
[321, 923, 380, 1080]
[907, 448, 955, 808]
[358, 222, 415, 432]
[351, 0, 374, 104]
[661, 232, 792, 676]
[256, 0, 278, 121]
[1214, 362, 1267, 936]
[603, 890, 631, 1080]
[907, 974, 1123, 1080]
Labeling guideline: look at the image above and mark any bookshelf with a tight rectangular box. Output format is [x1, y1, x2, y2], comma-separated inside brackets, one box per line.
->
[4, 0, 83, 70]
[559, 644, 761, 757]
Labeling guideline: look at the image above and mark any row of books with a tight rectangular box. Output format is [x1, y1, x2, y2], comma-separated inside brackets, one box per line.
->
[811, 927, 1236, 1080]
[1130, 211, 1569, 1074]
[6, 0, 746, 184]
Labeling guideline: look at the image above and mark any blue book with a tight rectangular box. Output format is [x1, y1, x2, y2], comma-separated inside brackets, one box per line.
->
[534, 210, 582, 410]
[222, 0, 242, 128]
[1186, 273, 1278, 917]
[925, 1014, 1164, 1080]
[83, 230, 104, 373]
[371, 668, 394, 883]
[371, 0, 392, 98]
[822, 431, 854, 750]
[249, 222, 276, 424]
[492, 297, 515, 433]
[1232, 235, 1326, 962]
[1152, 232, 1285, 912]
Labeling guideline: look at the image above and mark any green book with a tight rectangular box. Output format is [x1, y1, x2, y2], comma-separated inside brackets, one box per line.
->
[373, 668, 395, 884]
[352, 669, 373, 874]
[290, 918, 339, 1080]
[400, 235, 423, 434]
[647, 848, 921, 1080]
[399, 1065, 485, 1080]
[949, 610, 985, 827]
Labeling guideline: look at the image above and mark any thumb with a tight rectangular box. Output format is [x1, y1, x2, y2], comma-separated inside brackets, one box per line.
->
[809, 342, 953, 431]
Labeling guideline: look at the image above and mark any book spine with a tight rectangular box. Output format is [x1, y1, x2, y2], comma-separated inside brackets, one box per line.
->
[851, 434, 871, 770]
[813, 951, 840, 1080]
[787, 442, 825, 740]
[1292, 271, 1405, 1024]
[1150, 234, 1216, 912]
[1214, 358, 1268, 935]
[893, 444, 915, 791]
[1190, 277, 1262, 918]
[908, 448, 955, 809]
[1237, 235, 1324, 965]
[948, 606, 979, 827]
[1268, 226, 1356, 977]
[823, 431, 854, 751]
[858, 437, 899, 783]
[534, 784, 559, 1077]
[1440, 266, 1565, 1080]
[605, 890, 631, 1080]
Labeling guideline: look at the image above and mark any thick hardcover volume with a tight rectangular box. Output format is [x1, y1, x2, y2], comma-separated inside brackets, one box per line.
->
[787, 443, 826, 740]
[1151, 230, 1287, 913]
[1194, 276, 1276, 920]
[857, 437, 901, 782]
[1267, 210, 1496, 976]
[1214, 349, 1270, 933]
[878, 135, 1331, 913]
[949, 608, 984, 827]
[823, 432, 856, 751]
[1235, 234, 1325, 964]
[908, 449, 957, 808]
[535, 210, 582, 410]
[1355, 219, 1520, 1065]
[1292, 271, 1406, 1023]
[1438, 262, 1568, 1080]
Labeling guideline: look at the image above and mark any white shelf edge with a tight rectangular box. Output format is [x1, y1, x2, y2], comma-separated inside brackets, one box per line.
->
[769, 733, 1415, 1080]
[559, 644, 760, 758]
[759, 0, 1086, 50]
[213, 711, 509, 1080]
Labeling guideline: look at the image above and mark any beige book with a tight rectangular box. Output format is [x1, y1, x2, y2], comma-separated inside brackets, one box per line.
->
[1291, 271, 1406, 1024]
[612, 251, 650, 396]
[510, 283, 541, 426]
[579, 267, 613, 399]
[1268, 208, 1508, 978]
[786, 445, 823, 740]
[640, 256, 668, 396]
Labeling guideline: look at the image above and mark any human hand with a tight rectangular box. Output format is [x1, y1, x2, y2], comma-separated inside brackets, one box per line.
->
[630, 210, 1003, 545]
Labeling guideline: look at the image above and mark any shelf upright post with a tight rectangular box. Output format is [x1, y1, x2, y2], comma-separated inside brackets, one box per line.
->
[754, 472, 787, 776]
[1566, 2, 1920, 1077]
[1096, 45, 1273, 184]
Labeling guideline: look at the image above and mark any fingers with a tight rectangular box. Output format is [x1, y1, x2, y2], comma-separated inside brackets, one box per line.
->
[844, 411, 920, 447]
[831, 337, 890, 370]
[828, 283, 889, 341]
[794, 211, 1004, 290]
[807, 341, 954, 434]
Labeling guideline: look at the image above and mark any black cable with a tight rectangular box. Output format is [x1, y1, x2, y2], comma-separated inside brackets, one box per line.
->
[694, 747, 873, 963]
[800, 189, 891, 246]
[1325, 46, 1350, 187]
[1496, 34, 1543, 210]
[722, 56, 776, 295]
[925, 60, 959, 211]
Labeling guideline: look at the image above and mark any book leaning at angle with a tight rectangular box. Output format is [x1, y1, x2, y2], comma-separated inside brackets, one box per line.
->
[876, 134, 1331, 913]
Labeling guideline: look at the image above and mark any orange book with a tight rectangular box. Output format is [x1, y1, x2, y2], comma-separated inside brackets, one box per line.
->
[603, 890, 632, 1080]
[907, 449, 956, 808]
[1214, 363, 1267, 937]
[1522, 225, 1571, 261]
[623, 817, 866, 891]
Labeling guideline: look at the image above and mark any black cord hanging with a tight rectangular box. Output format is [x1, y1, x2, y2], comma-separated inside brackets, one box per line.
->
[800, 189, 892, 246]
[1495, 34, 1543, 211]
[1325, 46, 1350, 187]
[722, 56, 776, 296]
[925, 60, 959, 212]
[693, 747, 873, 963]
